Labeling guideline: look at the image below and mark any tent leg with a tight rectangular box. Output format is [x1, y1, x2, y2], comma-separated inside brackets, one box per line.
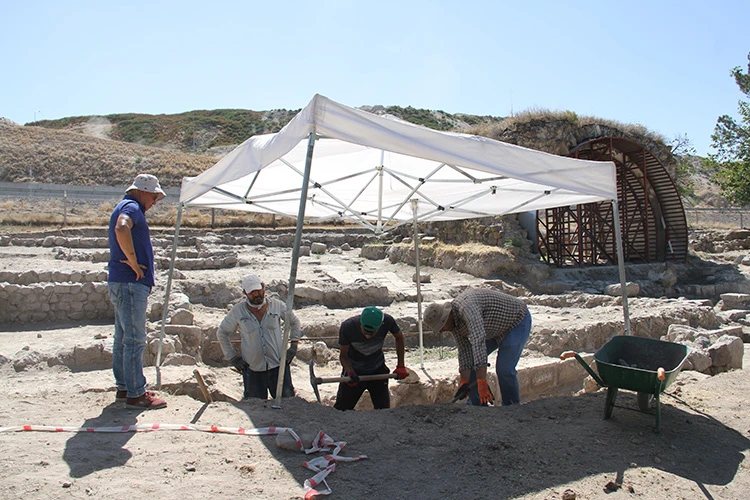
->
[411, 200, 424, 369]
[612, 200, 631, 334]
[274, 132, 316, 409]
[156, 203, 184, 387]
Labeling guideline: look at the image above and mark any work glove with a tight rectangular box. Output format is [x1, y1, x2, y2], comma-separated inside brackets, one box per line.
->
[346, 370, 359, 387]
[229, 355, 247, 374]
[452, 379, 471, 402]
[286, 344, 297, 364]
[477, 379, 495, 405]
[393, 365, 409, 380]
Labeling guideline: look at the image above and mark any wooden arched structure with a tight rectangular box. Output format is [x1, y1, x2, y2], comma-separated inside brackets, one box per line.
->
[538, 137, 688, 266]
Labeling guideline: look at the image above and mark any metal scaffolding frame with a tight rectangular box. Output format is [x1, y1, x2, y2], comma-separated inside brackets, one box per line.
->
[538, 137, 688, 267]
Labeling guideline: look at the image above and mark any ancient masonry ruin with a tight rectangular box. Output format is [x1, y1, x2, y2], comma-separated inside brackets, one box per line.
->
[1, 227, 748, 406]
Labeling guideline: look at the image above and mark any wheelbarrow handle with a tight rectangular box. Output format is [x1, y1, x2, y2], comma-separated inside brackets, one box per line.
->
[560, 351, 606, 387]
[657, 367, 666, 381]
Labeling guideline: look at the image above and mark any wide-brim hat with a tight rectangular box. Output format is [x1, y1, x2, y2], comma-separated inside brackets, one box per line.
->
[423, 301, 452, 334]
[126, 174, 166, 202]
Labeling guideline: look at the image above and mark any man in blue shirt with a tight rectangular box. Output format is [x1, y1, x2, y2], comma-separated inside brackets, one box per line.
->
[108, 174, 167, 410]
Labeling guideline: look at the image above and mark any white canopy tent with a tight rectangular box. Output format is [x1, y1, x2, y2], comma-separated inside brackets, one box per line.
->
[160, 94, 629, 408]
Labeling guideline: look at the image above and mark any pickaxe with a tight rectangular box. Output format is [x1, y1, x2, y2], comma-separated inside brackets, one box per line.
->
[309, 360, 397, 403]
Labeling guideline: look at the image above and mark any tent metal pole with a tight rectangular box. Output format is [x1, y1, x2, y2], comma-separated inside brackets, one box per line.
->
[612, 200, 631, 334]
[377, 151, 384, 233]
[411, 200, 424, 369]
[273, 132, 316, 409]
[156, 202, 184, 387]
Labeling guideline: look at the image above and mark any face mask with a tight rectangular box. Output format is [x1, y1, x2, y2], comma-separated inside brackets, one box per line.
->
[246, 294, 265, 308]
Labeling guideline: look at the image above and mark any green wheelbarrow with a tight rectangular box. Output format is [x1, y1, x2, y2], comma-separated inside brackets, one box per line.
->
[561, 335, 690, 433]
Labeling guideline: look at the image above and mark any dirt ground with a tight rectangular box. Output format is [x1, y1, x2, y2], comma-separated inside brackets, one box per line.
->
[0, 235, 749, 500]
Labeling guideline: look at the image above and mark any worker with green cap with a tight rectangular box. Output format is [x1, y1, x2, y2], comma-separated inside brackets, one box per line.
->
[333, 306, 408, 410]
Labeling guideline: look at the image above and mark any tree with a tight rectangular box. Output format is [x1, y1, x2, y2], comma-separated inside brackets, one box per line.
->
[706, 52, 750, 206]
[670, 133, 698, 204]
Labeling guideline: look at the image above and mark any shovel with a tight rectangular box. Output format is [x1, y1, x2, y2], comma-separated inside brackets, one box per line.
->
[450, 380, 478, 403]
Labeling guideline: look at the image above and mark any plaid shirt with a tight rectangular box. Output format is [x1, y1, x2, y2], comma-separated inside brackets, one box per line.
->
[451, 288, 528, 371]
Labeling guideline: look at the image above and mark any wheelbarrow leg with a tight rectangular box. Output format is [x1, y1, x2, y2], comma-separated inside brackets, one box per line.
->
[604, 386, 618, 420]
[637, 392, 653, 411]
[654, 391, 661, 433]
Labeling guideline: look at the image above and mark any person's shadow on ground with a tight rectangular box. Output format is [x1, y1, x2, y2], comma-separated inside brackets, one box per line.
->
[63, 402, 138, 478]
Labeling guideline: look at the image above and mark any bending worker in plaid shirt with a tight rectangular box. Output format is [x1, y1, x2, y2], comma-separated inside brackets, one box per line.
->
[424, 287, 531, 406]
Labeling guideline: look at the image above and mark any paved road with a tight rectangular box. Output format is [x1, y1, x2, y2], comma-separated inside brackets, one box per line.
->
[0, 181, 180, 200]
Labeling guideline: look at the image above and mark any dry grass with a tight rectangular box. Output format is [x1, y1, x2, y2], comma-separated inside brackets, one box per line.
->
[0, 125, 215, 188]
[473, 108, 661, 141]
[409, 239, 518, 259]
[470, 108, 669, 157]
[0, 198, 300, 232]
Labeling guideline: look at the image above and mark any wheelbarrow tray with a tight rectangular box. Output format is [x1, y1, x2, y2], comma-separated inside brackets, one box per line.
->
[594, 335, 689, 395]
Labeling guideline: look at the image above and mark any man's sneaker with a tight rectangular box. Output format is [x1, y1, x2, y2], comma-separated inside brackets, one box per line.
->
[115, 390, 128, 403]
[125, 391, 167, 410]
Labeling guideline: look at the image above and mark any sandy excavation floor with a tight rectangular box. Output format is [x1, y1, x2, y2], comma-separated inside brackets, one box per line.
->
[0, 233, 749, 499]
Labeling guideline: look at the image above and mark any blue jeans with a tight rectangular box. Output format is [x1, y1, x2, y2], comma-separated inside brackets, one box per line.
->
[108, 282, 150, 399]
[468, 310, 532, 406]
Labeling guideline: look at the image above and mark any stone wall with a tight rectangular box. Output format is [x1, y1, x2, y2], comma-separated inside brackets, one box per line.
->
[0, 270, 112, 323]
[389, 215, 532, 250]
[479, 117, 677, 179]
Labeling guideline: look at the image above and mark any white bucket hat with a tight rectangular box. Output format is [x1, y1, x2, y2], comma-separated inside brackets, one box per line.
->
[423, 301, 452, 334]
[126, 174, 166, 201]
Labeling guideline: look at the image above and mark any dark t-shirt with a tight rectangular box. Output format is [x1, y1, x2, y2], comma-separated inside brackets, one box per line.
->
[338, 313, 400, 374]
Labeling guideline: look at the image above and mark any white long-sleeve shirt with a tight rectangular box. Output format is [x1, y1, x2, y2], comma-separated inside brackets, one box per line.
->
[216, 297, 302, 372]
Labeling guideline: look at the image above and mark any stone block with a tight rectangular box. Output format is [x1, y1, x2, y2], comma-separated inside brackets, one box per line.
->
[719, 293, 750, 310]
[708, 334, 744, 370]
[164, 325, 203, 349]
[169, 308, 194, 325]
[73, 343, 110, 368]
[604, 282, 640, 297]
[295, 285, 326, 303]
[162, 353, 198, 366]
[310, 242, 327, 254]
[360, 245, 388, 260]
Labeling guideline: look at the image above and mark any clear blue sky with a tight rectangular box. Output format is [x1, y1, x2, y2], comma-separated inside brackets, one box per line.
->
[2, 0, 748, 157]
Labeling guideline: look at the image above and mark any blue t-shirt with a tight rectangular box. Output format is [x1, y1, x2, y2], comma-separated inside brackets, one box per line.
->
[108, 195, 156, 287]
[338, 313, 400, 374]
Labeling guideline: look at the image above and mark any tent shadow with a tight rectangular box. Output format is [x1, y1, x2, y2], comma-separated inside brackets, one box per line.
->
[413, 390, 750, 499]
[63, 403, 137, 479]
[227, 396, 346, 493]
[518, 390, 750, 487]
[214, 388, 748, 499]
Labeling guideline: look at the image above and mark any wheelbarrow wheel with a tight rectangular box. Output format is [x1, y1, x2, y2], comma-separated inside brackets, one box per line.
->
[604, 387, 617, 420]
[637, 392, 653, 411]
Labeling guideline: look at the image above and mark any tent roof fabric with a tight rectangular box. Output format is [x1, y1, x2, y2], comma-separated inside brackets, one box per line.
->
[180, 94, 617, 232]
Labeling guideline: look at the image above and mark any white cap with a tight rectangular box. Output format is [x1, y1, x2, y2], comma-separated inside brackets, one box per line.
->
[126, 174, 166, 201]
[242, 275, 263, 293]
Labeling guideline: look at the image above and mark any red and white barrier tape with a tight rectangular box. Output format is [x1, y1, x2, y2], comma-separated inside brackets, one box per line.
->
[0, 424, 286, 435]
[0, 424, 366, 499]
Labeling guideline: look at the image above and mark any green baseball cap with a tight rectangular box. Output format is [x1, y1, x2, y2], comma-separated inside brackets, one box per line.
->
[360, 306, 384, 333]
